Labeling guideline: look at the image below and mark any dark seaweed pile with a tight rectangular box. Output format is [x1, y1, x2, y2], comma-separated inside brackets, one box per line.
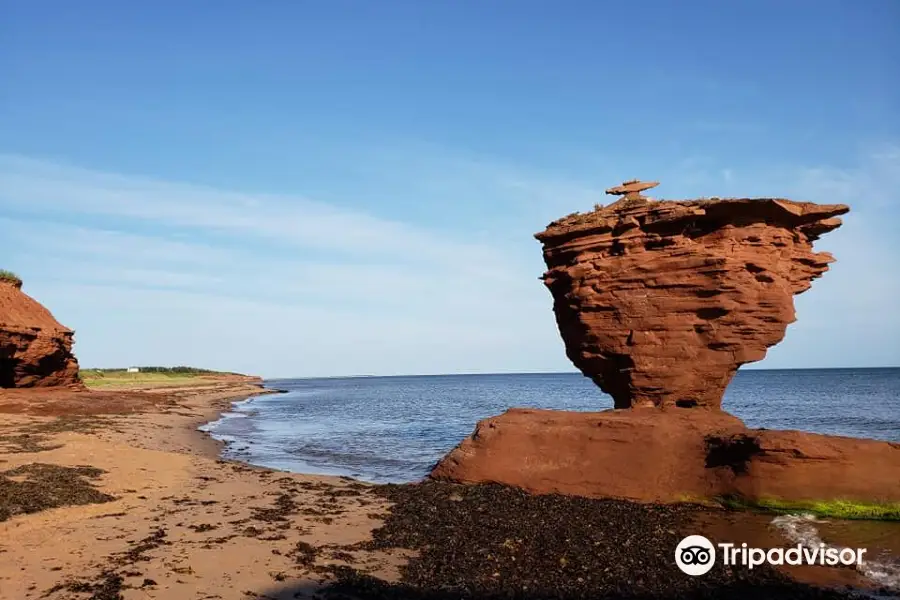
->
[320, 481, 855, 600]
[0, 463, 115, 521]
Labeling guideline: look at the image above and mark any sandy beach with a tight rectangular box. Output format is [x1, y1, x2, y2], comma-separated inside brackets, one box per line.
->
[0, 378, 406, 600]
[1, 378, 892, 600]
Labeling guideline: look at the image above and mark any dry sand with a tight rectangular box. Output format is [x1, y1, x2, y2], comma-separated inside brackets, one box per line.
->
[0, 381, 407, 600]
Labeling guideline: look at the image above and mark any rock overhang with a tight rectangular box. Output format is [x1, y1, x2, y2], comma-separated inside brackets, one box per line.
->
[533, 184, 849, 409]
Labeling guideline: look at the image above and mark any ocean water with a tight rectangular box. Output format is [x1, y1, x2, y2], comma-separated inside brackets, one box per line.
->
[201, 368, 900, 484]
[200, 367, 900, 592]
[202, 368, 900, 598]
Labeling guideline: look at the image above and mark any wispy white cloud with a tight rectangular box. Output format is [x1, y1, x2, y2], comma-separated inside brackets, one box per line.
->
[722, 144, 900, 368]
[0, 154, 566, 376]
[787, 143, 900, 209]
[1, 144, 897, 376]
[3, 214, 538, 316]
[0, 154, 511, 272]
[659, 142, 900, 207]
[341, 141, 608, 235]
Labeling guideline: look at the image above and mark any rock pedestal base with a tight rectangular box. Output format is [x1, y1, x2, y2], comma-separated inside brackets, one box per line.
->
[430, 408, 900, 504]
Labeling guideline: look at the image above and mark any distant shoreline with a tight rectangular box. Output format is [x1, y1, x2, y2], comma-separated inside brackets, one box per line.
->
[263, 365, 900, 381]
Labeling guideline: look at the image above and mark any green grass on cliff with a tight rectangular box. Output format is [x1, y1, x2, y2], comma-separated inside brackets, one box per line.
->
[81, 367, 240, 389]
[88, 366, 226, 375]
[81, 370, 210, 388]
[0, 270, 22, 286]
[719, 496, 900, 521]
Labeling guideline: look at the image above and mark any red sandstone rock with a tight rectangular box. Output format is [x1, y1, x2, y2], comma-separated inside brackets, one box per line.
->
[431, 185, 900, 506]
[0, 279, 81, 387]
[605, 179, 659, 203]
[430, 409, 900, 504]
[534, 191, 849, 409]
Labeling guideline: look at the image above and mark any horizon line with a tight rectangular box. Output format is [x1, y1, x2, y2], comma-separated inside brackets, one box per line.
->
[262, 365, 900, 381]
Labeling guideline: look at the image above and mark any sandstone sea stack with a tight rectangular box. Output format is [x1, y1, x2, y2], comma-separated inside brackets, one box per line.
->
[534, 180, 848, 409]
[432, 182, 900, 505]
[0, 275, 81, 387]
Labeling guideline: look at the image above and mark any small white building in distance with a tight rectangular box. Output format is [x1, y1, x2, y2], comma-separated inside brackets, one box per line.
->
[126, 367, 140, 373]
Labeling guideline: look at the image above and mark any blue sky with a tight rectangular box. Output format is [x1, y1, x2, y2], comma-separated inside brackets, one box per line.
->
[2, 0, 898, 377]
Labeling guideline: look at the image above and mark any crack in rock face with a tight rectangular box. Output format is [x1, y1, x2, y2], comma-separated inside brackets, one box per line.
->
[535, 184, 849, 410]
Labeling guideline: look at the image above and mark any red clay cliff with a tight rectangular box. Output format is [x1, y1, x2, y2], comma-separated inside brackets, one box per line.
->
[0, 278, 81, 387]
[431, 183, 900, 505]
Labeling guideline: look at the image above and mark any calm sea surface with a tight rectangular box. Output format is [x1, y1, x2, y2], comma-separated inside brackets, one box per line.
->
[201, 367, 900, 591]
[201, 368, 900, 484]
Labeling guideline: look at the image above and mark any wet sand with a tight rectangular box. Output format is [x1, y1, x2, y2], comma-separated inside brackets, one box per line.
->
[0, 380, 894, 599]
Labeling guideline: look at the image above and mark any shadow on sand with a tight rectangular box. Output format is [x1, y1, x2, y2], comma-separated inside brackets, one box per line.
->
[258, 575, 856, 600]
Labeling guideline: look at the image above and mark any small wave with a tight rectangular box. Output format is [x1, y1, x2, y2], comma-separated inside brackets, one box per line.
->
[220, 410, 252, 420]
[198, 412, 248, 433]
[772, 514, 900, 593]
[198, 397, 261, 431]
[286, 443, 428, 474]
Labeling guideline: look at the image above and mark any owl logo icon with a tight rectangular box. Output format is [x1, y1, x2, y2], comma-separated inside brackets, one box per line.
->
[675, 535, 716, 575]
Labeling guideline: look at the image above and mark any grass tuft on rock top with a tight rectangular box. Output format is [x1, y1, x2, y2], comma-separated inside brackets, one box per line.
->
[719, 496, 900, 521]
[0, 269, 22, 286]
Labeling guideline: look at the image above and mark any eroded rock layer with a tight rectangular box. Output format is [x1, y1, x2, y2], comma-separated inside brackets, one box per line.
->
[0, 280, 81, 387]
[535, 196, 849, 408]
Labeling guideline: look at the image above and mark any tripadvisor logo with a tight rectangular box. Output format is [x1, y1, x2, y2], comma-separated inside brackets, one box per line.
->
[676, 535, 716, 575]
[675, 535, 868, 576]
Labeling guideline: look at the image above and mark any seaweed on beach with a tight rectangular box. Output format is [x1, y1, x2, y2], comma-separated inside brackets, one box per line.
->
[289, 540, 319, 567]
[250, 492, 299, 522]
[0, 463, 115, 522]
[45, 571, 125, 600]
[316, 481, 858, 600]
[0, 433, 63, 454]
[26, 415, 111, 435]
[43, 528, 171, 598]
[0, 417, 110, 454]
[115, 528, 170, 564]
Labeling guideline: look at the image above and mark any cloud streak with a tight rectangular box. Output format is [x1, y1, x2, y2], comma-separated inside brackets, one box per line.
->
[0, 154, 515, 272]
[0, 153, 566, 376]
[1, 144, 897, 376]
